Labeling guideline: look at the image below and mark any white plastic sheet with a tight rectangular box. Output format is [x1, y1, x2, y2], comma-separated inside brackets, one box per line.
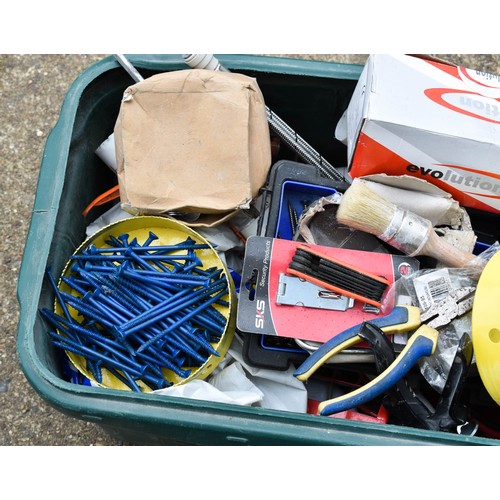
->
[154, 334, 308, 413]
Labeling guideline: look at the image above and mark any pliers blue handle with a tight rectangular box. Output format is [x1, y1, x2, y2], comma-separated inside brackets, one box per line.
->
[318, 325, 438, 415]
[294, 287, 475, 416]
[294, 305, 422, 381]
[293, 305, 438, 416]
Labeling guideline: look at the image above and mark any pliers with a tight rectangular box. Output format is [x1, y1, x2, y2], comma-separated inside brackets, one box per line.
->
[358, 320, 477, 435]
[293, 286, 475, 416]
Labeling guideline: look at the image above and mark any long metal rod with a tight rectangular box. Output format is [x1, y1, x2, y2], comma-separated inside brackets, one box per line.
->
[264, 107, 344, 181]
[114, 54, 144, 83]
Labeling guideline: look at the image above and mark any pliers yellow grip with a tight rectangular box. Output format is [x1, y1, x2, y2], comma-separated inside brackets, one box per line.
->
[294, 287, 475, 416]
[294, 305, 423, 382]
[317, 325, 438, 416]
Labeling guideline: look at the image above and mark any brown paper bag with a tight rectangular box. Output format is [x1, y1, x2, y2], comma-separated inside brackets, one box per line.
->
[114, 69, 271, 226]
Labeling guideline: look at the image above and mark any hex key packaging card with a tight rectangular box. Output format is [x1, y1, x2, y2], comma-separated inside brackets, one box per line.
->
[237, 236, 420, 343]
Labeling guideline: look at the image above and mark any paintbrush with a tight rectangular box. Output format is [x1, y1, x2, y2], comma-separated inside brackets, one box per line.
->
[336, 179, 480, 268]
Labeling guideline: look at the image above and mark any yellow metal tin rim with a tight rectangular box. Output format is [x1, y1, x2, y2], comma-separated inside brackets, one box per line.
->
[55, 215, 235, 392]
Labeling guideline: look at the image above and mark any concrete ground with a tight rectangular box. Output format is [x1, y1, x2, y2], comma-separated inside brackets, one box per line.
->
[2, 54, 499, 446]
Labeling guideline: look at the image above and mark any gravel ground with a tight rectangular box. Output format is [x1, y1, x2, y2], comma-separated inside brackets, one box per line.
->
[2, 53, 499, 446]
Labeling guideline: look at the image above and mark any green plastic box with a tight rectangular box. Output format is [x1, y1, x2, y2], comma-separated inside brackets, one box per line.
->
[16, 54, 496, 445]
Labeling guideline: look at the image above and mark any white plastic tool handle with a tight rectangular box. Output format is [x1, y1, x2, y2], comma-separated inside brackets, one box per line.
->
[183, 53, 229, 72]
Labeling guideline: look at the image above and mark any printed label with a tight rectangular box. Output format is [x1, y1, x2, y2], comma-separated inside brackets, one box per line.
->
[406, 164, 500, 201]
[255, 299, 266, 329]
[413, 269, 453, 312]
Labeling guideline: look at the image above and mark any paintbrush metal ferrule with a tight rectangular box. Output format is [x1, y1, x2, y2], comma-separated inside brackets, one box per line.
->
[380, 207, 431, 257]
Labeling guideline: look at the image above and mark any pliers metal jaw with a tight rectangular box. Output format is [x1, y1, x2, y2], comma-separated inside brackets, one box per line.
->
[418, 286, 475, 329]
[293, 286, 476, 418]
[359, 321, 477, 435]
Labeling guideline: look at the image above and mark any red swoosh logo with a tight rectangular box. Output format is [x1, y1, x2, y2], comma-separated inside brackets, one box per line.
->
[462, 192, 500, 200]
[424, 88, 500, 124]
[458, 67, 500, 89]
[437, 163, 500, 181]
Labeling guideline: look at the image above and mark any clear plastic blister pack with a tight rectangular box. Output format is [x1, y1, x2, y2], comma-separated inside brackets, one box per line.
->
[387, 242, 500, 392]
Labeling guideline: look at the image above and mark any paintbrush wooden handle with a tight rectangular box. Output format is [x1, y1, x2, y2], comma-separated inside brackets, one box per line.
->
[421, 230, 478, 268]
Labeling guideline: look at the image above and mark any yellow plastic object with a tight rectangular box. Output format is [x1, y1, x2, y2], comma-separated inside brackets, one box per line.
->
[472, 249, 500, 405]
[55, 216, 236, 392]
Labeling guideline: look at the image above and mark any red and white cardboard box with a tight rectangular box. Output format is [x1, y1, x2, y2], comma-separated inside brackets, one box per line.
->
[337, 54, 500, 214]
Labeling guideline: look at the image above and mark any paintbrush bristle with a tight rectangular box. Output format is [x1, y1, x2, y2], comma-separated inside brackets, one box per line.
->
[337, 179, 396, 236]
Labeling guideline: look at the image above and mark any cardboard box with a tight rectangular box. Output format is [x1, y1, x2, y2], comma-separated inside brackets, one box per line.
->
[337, 54, 500, 214]
[114, 69, 272, 225]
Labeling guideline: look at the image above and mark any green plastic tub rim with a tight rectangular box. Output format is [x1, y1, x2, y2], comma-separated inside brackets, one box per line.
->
[16, 54, 495, 445]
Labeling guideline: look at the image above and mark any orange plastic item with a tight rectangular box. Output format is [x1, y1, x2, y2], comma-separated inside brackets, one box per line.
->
[82, 185, 120, 217]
